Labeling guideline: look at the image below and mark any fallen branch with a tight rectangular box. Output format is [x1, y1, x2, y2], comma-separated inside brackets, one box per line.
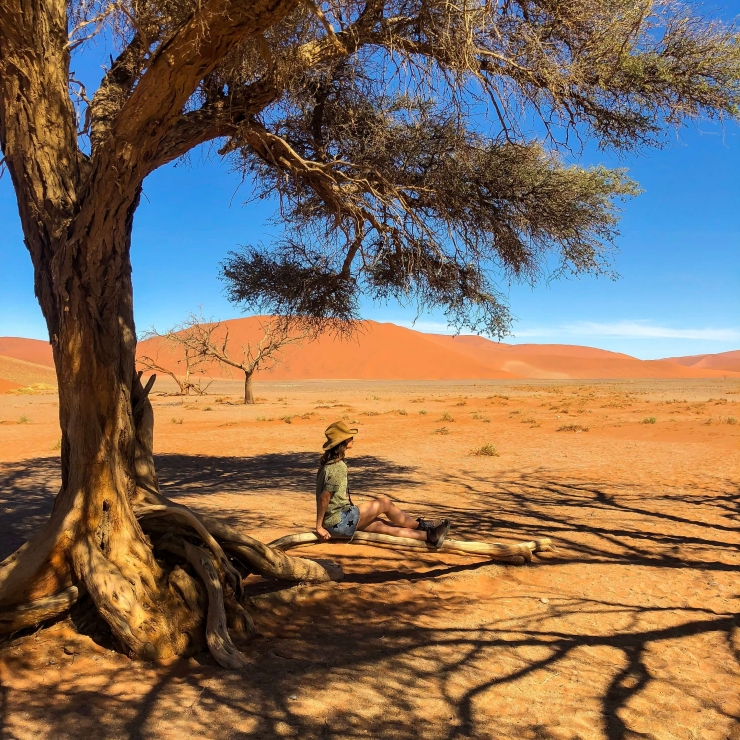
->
[268, 532, 554, 565]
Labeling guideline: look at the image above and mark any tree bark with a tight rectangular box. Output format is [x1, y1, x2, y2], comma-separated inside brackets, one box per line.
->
[244, 372, 255, 405]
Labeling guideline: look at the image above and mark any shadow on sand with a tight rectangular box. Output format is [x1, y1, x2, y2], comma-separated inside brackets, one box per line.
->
[1, 454, 738, 739]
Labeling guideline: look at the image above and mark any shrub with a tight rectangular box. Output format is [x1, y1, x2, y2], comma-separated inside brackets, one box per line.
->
[433, 427, 450, 435]
[280, 415, 293, 424]
[18, 416, 30, 424]
[455, 400, 467, 406]
[438, 412, 455, 422]
[396, 409, 408, 416]
[521, 417, 541, 427]
[722, 416, 737, 425]
[641, 417, 656, 424]
[171, 417, 183, 425]
[418, 410, 428, 415]
[470, 444, 499, 457]
[362, 410, 380, 416]
[557, 424, 589, 432]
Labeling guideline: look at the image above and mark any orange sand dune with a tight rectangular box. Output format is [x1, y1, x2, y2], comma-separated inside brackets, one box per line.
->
[0, 355, 57, 390]
[666, 350, 740, 374]
[136, 318, 739, 381]
[0, 378, 20, 394]
[2, 322, 738, 381]
[0, 337, 53, 367]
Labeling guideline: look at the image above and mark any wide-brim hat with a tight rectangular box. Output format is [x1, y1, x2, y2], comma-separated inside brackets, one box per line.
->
[323, 420, 359, 450]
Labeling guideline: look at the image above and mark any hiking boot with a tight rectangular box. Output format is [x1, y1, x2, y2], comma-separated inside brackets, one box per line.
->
[416, 517, 448, 532]
[426, 518, 450, 549]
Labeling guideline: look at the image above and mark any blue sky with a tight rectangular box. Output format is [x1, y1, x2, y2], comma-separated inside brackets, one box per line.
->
[1, 6, 739, 360]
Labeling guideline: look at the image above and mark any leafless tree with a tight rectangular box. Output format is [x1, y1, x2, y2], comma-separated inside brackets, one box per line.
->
[182, 316, 307, 404]
[139, 323, 212, 396]
[1, 0, 739, 667]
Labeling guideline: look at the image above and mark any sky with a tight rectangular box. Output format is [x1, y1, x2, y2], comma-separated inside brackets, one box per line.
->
[1, 5, 739, 360]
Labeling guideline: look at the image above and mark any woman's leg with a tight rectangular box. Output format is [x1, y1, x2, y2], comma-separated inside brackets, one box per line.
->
[356, 496, 426, 539]
[360, 517, 427, 540]
[357, 495, 419, 529]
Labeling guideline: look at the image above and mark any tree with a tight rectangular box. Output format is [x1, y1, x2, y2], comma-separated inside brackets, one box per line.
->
[139, 320, 215, 396]
[1, 0, 739, 666]
[175, 315, 307, 404]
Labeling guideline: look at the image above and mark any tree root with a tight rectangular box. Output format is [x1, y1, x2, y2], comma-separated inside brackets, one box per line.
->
[268, 532, 555, 565]
[0, 585, 84, 634]
[136, 502, 244, 597]
[182, 541, 249, 670]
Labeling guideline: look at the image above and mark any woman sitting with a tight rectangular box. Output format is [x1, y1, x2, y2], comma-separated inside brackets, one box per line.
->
[315, 421, 451, 547]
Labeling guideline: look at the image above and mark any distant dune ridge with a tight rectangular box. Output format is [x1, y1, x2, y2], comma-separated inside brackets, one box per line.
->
[0, 319, 738, 390]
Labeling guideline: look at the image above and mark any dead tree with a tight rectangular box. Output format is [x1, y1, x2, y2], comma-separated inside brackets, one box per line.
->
[139, 324, 212, 396]
[183, 317, 306, 404]
[1, 0, 739, 667]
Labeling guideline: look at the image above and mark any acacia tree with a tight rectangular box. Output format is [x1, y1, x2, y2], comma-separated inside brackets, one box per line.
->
[176, 316, 307, 404]
[1, 0, 739, 665]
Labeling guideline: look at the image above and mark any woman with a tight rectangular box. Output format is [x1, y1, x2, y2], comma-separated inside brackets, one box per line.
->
[315, 420, 451, 547]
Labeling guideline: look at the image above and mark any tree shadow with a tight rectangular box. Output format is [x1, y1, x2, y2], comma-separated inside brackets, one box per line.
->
[1, 455, 739, 739]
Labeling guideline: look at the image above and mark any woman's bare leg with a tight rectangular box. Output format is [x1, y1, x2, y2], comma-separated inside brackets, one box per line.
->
[361, 518, 427, 540]
[357, 496, 426, 539]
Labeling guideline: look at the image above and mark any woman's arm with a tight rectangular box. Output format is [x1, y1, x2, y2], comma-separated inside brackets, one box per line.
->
[316, 490, 332, 540]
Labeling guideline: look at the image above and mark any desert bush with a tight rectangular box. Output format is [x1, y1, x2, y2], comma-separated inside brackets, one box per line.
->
[418, 410, 428, 415]
[455, 400, 467, 407]
[280, 415, 293, 424]
[18, 416, 30, 424]
[438, 412, 455, 422]
[470, 444, 499, 457]
[171, 417, 183, 425]
[509, 410, 521, 416]
[521, 417, 541, 427]
[557, 424, 589, 432]
[433, 427, 450, 435]
[362, 411, 380, 416]
[396, 409, 408, 416]
[641, 417, 657, 424]
[722, 416, 738, 425]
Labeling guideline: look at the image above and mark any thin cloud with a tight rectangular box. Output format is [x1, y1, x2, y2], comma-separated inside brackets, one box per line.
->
[514, 321, 740, 341]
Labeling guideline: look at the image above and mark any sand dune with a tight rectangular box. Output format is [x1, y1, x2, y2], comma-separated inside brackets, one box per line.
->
[2, 320, 738, 386]
[0, 337, 53, 367]
[666, 350, 740, 374]
[0, 355, 57, 388]
[134, 318, 738, 381]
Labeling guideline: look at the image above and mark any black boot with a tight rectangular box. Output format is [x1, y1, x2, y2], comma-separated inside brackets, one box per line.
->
[426, 519, 450, 549]
[416, 517, 449, 532]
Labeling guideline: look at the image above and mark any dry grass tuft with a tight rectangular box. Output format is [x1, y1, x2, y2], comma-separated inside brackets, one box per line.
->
[433, 426, 451, 435]
[470, 443, 499, 457]
[557, 423, 589, 432]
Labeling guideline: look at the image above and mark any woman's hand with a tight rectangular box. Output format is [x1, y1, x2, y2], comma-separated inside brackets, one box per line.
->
[316, 525, 331, 541]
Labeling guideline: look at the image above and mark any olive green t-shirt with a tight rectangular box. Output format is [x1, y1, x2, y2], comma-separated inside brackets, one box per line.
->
[316, 460, 350, 527]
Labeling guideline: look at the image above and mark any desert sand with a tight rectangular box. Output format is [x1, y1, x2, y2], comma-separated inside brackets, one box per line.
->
[1, 375, 739, 739]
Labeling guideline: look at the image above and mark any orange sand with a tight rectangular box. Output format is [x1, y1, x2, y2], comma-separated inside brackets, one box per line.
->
[1, 377, 739, 739]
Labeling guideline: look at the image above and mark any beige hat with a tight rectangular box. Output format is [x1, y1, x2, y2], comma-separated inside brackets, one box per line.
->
[322, 420, 359, 450]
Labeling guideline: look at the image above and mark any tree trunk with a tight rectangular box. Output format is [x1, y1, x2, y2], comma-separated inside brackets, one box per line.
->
[244, 372, 255, 405]
[0, 202, 203, 657]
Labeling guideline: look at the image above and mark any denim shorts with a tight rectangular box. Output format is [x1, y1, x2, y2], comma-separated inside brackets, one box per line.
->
[325, 505, 360, 537]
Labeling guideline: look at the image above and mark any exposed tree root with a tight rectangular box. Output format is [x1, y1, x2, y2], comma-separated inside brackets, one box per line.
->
[269, 532, 555, 565]
[182, 541, 249, 670]
[0, 585, 84, 634]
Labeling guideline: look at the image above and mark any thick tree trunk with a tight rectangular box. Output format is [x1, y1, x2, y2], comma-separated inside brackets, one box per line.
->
[244, 372, 255, 405]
